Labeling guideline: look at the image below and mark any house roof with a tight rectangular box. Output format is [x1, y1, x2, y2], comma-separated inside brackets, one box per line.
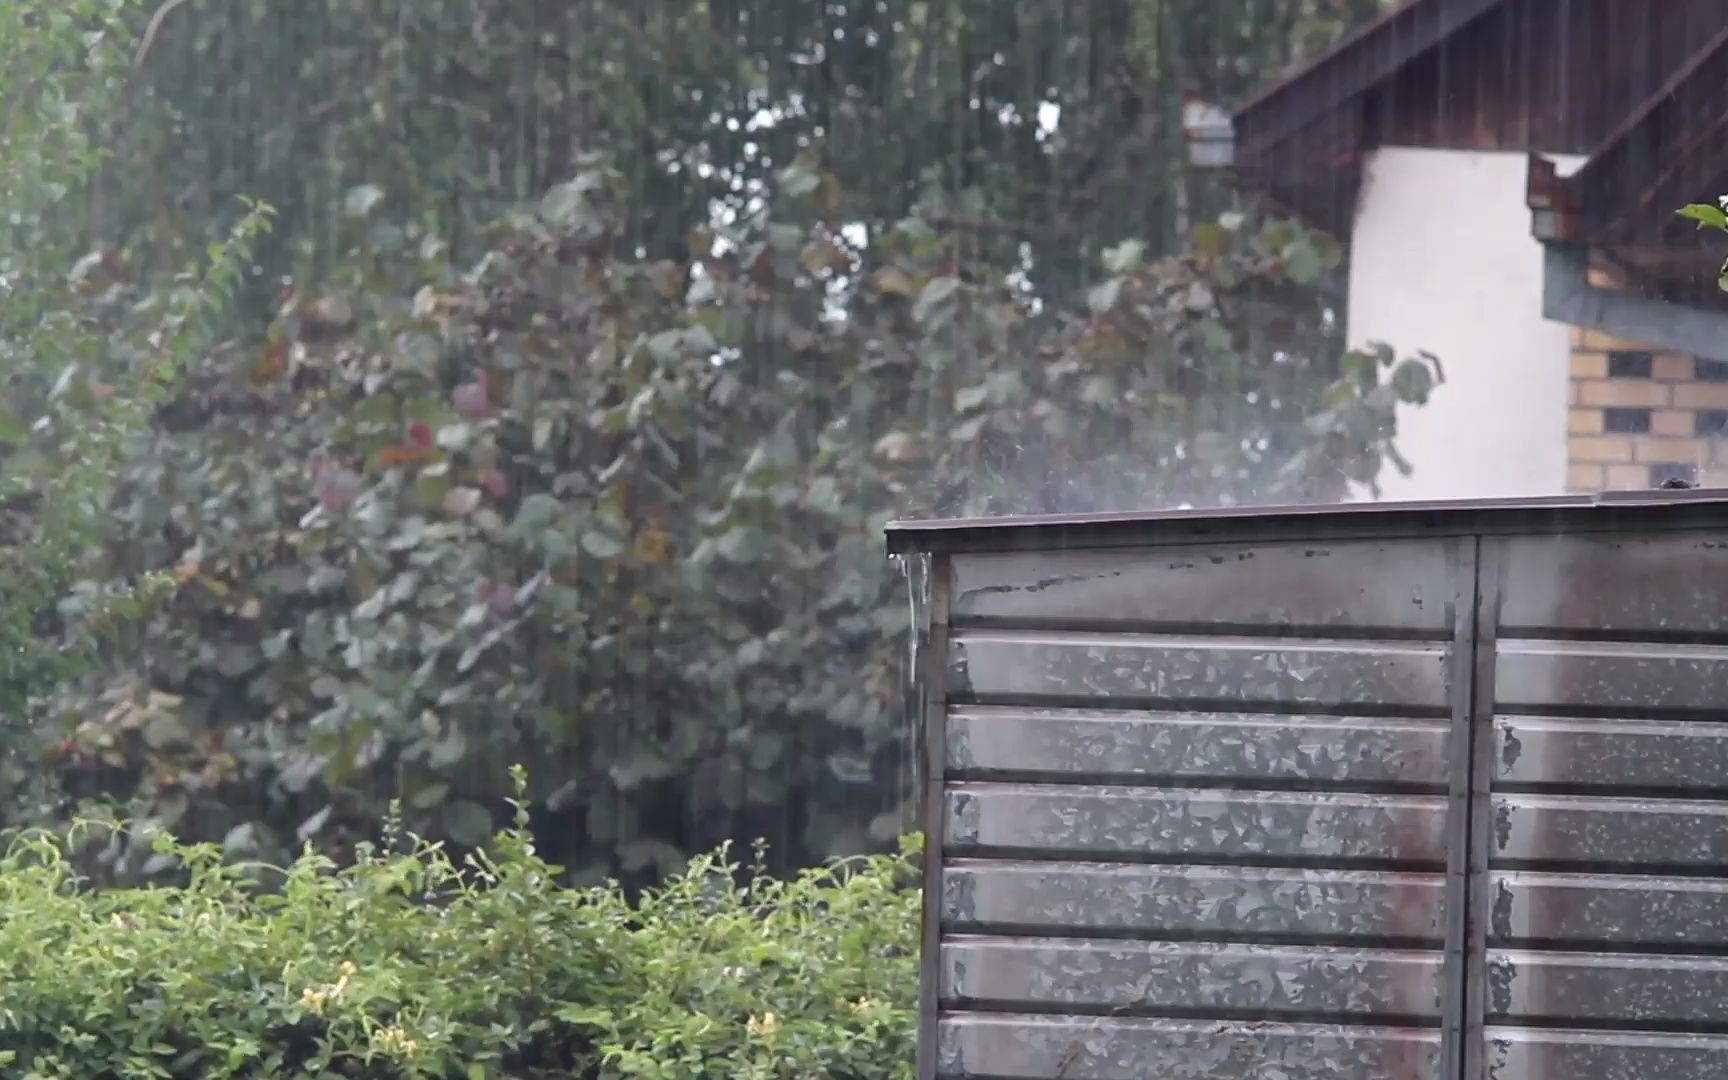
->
[1235, 0, 1728, 299]
[1528, 23, 1728, 293]
[1233, 0, 1501, 161]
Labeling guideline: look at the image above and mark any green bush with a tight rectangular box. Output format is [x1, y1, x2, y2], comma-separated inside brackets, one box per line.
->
[0, 771, 919, 1079]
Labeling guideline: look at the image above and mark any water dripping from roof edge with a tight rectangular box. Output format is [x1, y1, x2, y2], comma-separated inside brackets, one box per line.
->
[892, 551, 930, 831]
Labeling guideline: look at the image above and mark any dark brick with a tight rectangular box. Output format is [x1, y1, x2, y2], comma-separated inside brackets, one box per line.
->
[1697, 358, 1728, 382]
[1603, 408, 1651, 434]
[1607, 350, 1654, 378]
[1649, 462, 1700, 487]
[1697, 410, 1728, 436]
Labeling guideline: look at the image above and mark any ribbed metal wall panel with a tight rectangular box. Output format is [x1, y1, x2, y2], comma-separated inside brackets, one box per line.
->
[1475, 531, 1728, 1080]
[898, 501, 1728, 1080]
[929, 538, 1474, 1080]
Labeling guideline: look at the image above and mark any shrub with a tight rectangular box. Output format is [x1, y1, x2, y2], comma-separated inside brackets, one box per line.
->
[0, 770, 919, 1079]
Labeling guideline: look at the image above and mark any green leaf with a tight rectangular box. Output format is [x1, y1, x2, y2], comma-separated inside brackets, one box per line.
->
[1086, 278, 1121, 314]
[444, 800, 494, 847]
[715, 525, 770, 563]
[442, 487, 482, 515]
[580, 530, 625, 559]
[0, 405, 25, 445]
[953, 384, 989, 412]
[295, 806, 332, 842]
[343, 183, 385, 219]
[410, 782, 451, 810]
[1101, 239, 1145, 273]
[1190, 223, 1226, 258]
[1281, 239, 1323, 284]
[912, 275, 961, 325]
[1678, 203, 1728, 232]
[1390, 357, 1437, 404]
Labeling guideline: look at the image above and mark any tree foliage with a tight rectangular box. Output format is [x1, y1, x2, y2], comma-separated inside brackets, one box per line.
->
[2, 0, 1432, 881]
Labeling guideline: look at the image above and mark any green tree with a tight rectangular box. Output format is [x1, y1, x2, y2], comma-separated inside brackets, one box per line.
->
[4, 0, 1431, 882]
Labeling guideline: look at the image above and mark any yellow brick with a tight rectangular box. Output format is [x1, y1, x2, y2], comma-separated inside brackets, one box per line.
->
[1605, 464, 1650, 489]
[1578, 380, 1672, 408]
[1577, 327, 1654, 352]
[1586, 265, 1627, 289]
[1571, 353, 1607, 379]
[1655, 354, 1696, 381]
[1569, 435, 1634, 463]
[1675, 384, 1728, 409]
[1568, 409, 1604, 434]
[1652, 409, 1693, 436]
[1566, 464, 1605, 491]
[1635, 435, 1706, 463]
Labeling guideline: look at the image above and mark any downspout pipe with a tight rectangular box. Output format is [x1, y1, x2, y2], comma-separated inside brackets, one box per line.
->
[1542, 242, 1728, 362]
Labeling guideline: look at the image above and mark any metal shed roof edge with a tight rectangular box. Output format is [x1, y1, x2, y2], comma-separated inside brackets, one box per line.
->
[885, 488, 1728, 555]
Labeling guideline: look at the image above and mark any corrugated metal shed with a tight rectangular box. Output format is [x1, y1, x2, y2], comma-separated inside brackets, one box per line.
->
[889, 490, 1728, 1080]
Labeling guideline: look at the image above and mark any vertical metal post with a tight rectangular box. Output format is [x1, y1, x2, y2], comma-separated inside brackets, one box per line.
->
[1440, 537, 1483, 1080]
[1460, 538, 1504, 1080]
[915, 556, 953, 1080]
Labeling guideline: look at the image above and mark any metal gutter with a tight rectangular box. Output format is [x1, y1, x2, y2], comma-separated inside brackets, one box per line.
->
[1541, 242, 1728, 362]
[884, 489, 1728, 556]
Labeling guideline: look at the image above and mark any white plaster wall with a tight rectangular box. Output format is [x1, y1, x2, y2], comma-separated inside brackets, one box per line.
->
[1346, 147, 1585, 502]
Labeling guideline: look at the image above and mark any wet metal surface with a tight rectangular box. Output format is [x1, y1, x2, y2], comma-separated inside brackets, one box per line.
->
[1484, 1028, 1728, 1080]
[894, 500, 1728, 1080]
[948, 706, 1450, 787]
[942, 861, 1446, 941]
[1486, 949, 1728, 1025]
[1494, 717, 1728, 791]
[941, 936, 1444, 1017]
[1489, 871, 1728, 947]
[1480, 526, 1728, 1078]
[1497, 533, 1728, 634]
[1493, 639, 1728, 714]
[945, 783, 1448, 864]
[940, 1014, 1444, 1080]
[949, 541, 1456, 633]
[948, 631, 1453, 711]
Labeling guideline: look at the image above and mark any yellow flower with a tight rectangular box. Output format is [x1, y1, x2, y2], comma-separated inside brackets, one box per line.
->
[746, 1012, 779, 1039]
[851, 996, 873, 1013]
[371, 1025, 420, 1058]
[338, 960, 358, 978]
[300, 987, 328, 1015]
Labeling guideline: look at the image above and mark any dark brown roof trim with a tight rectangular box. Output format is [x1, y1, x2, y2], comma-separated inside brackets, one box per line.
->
[1234, 0, 1504, 158]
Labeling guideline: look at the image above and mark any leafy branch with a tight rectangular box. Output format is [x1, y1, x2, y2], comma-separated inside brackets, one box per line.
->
[1676, 197, 1728, 292]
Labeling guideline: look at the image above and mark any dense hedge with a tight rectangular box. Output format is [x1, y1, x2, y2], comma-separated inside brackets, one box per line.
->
[0, 772, 918, 1079]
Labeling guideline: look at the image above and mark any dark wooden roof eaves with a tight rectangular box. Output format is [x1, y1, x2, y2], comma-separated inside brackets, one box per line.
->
[1233, 0, 1505, 158]
[1538, 24, 1728, 248]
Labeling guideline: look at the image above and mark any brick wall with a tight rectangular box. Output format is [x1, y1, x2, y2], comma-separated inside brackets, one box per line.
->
[1566, 328, 1728, 492]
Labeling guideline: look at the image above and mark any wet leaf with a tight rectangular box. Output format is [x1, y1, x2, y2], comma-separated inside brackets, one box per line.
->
[1087, 278, 1121, 313]
[343, 183, 385, 219]
[580, 530, 625, 559]
[912, 275, 961, 325]
[442, 487, 482, 515]
[1679, 203, 1728, 231]
[1102, 239, 1145, 273]
[444, 801, 494, 847]
[295, 805, 333, 841]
